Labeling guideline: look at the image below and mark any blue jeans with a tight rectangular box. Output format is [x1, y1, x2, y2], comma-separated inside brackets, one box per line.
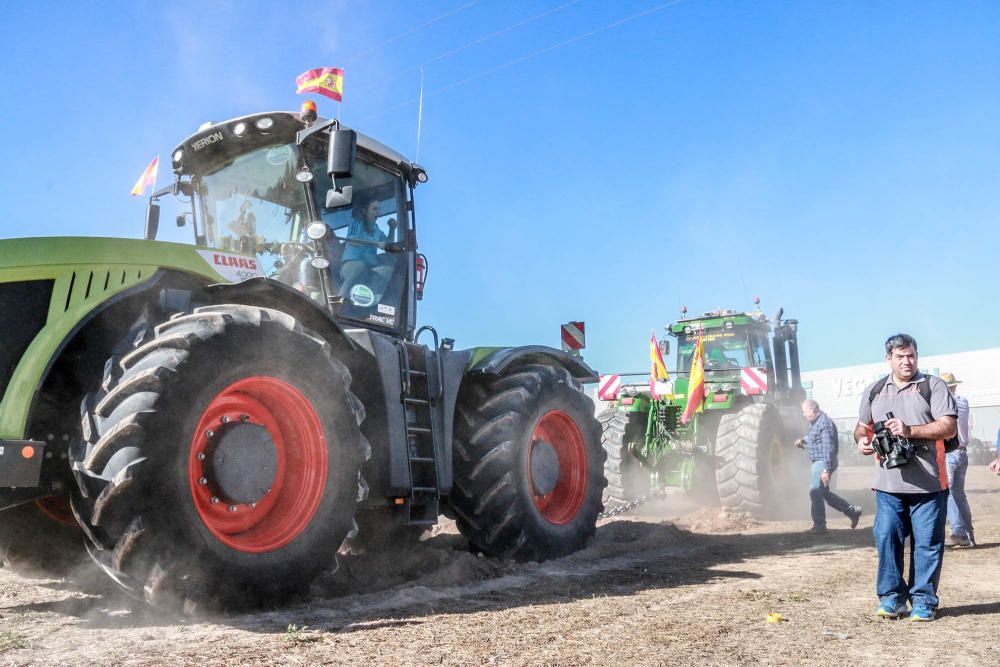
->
[809, 461, 853, 528]
[873, 489, 948, 610]
[945, 450, 974, 539]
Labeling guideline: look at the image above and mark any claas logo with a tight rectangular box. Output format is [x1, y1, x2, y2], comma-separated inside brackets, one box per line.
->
[212, 254, 258, 271]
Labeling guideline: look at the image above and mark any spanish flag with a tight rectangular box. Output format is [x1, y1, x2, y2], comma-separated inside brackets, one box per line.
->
[296, 67, 344, 102]
[680, 332, 706, 425]
[649, 331, 668, 381]
[130, 156, 159, 197]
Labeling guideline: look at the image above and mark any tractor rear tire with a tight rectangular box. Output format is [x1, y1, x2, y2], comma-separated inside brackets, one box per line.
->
[0, 500, 83, 575]
[715, 403, 787, 516]
[70, 305, 368, 611]
[450, 364, 605, 561]
[599, 409, 651, 510]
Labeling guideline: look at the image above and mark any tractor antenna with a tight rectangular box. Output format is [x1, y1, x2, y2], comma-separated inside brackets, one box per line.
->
[416, 67, 425, 162]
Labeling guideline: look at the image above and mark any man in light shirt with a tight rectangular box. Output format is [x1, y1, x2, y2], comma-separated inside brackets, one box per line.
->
[940, 372, 974, 547]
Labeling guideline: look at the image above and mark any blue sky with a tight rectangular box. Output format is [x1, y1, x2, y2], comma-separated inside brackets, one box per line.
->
[1, 1, 997, 373]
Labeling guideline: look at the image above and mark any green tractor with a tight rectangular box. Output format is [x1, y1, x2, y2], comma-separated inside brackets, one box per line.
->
[599, 305, 807, 516]
[0, 106, 606, 609]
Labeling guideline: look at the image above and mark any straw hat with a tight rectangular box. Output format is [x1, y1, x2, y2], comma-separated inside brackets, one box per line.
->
[940, 372, 961, 386]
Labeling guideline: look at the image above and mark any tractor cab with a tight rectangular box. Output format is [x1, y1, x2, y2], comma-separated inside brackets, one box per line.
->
[668, 307, 804, 403]
[146, 109, 427, 338]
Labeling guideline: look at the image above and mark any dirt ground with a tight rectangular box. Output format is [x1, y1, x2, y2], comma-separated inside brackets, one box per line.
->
[2, 466, 1000, 666]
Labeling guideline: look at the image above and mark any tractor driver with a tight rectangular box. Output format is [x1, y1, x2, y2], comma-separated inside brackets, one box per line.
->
[338, 194, 398, 300]
[227, 199, 257, 255]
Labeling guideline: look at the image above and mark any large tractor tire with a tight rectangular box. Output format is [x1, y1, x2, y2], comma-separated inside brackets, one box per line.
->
[0, 499, 83, 575]
[70, 305, 368, 610]
[450, 364, 605, 561]
[715, 403, 789, 516]
[599, 409, 651, 511]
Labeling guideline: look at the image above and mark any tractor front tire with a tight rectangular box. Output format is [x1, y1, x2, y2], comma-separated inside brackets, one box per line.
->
[451, 364, 605, 561]
[599, 409, 651, 511]
[715, 403, 787, 516]
[70, 305, 368, 610]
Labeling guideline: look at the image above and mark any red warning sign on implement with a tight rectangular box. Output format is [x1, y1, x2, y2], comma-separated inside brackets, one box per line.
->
[561, 321, 585, 352]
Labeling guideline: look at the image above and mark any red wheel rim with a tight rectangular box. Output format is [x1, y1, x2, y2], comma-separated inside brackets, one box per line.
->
[188, 376, 327, 553]
[36, 496, 76, 526]
[527, 410, 588, 525]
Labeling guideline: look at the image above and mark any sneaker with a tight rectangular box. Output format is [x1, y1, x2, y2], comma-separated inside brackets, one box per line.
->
[945, 534, 971, 547]
[847, 507, 862, 529]
[909, 606, 936, 622]
[807, 525, 827, 533]
[967, 531, 977, 548]
[876, 600, 907, 619]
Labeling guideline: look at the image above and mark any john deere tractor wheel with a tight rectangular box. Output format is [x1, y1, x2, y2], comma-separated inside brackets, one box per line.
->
[599, 409, 650, 511]
[450, 364, 605, 561]
[70, 305, 367, 610]
[715, 403, 787, 516]
[0, 499, 83, 575]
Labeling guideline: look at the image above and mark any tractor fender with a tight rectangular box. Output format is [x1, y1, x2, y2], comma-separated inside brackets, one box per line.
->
[25, 273, 353, 444]
[202, 277, 355, 354]
[464, 345, 599, 383]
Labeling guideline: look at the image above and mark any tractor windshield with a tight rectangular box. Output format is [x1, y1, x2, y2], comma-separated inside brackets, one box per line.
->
[677, 329, 750, 373]
[198, 142, 310, 277]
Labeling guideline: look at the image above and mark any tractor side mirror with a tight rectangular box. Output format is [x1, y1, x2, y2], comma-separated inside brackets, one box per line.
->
[415, 253, 428, 301]
[658, 339, 670, 357]
[327, 129, 356, 178]
[326, 185, 353, 209]
[144, 202, 160, 240]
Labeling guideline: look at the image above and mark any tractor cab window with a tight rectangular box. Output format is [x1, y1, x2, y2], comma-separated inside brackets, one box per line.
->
[197, 142, 311, 279]
[678, 331, 749, 372]
[749, 330, 770, 368]
[302, 148, 408, 330]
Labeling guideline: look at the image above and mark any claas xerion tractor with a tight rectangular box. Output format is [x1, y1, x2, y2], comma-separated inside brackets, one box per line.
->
[0, 104, 606, 609]
[599, 304, 807, 516]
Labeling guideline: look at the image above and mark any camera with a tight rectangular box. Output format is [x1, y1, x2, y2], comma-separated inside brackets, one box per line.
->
[871, 412, 918, 469]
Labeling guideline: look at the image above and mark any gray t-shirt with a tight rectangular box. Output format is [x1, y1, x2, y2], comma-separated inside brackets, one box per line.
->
[858, 373, 958, 494]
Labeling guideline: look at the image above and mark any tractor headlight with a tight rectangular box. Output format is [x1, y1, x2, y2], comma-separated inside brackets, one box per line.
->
[310, 257, 330, 270]
[255, 117, 274, 130]
[233, 122, 248, 137]
[717, 383, 733, 392]
[306, 222, 328, 240]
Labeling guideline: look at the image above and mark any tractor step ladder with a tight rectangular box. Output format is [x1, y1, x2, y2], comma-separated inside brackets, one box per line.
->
[399, 338, 442, 526]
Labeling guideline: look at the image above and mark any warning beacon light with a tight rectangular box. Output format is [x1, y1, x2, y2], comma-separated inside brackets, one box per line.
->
[300, 100, 317, 124]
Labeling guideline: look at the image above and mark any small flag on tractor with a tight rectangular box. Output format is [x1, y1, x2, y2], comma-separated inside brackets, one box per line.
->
[649, 330, 669, 398]
[130, 156, 159, 197]
[680, 331, 706, 425]
[296, 67, 344, 102]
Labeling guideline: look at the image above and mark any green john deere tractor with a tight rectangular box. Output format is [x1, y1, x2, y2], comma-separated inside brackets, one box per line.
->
[599, 306, 807, 516]
[0, 107, 606, 609]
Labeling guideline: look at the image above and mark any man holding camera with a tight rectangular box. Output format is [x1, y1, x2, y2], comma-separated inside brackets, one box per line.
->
[854, 334, 957, 622]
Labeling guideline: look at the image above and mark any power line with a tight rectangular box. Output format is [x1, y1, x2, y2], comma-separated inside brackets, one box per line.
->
[364, 0, 686, 118]
[347, 0, 481, 64]
[355, 0, 586, 93]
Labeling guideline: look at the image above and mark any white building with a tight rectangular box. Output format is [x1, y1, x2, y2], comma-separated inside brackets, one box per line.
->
[802, 347, 1000, 445]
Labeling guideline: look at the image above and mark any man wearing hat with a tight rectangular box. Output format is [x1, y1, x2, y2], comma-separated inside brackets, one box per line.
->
[941, 372, 974, 547]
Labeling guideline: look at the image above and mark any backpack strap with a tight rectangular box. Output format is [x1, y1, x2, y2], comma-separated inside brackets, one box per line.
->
[868, 375, 890, 408]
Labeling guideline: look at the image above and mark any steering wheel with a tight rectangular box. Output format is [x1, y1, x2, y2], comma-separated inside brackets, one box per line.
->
[267, 242, 315, 280]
